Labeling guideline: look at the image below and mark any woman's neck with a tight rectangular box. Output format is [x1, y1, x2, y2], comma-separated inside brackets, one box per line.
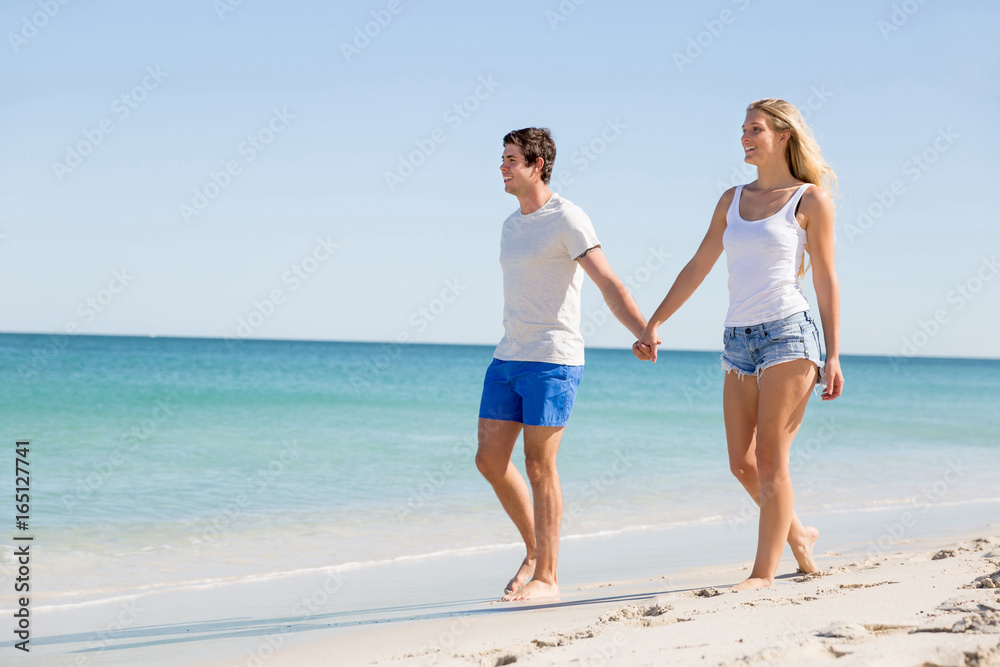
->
[752, 160, 799, 191]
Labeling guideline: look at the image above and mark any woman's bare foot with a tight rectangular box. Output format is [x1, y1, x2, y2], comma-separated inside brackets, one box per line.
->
[502, 578, 559, 601]
[731, 576, 773, 592]
[504, 556, 535, 595]
[791, 526, 819, 574]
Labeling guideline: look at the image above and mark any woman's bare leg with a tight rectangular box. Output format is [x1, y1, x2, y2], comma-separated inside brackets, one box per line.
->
[723, 361, 818, 589]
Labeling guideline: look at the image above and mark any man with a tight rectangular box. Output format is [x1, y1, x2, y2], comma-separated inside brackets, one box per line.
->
[476, 127, 652, 601]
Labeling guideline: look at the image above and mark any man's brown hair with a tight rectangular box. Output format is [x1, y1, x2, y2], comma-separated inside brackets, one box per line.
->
[503, 127, 556, 184]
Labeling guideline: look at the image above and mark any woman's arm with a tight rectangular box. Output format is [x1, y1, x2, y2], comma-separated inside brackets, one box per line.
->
[634, 189, 731, 362]
[801, 186, 844, 400]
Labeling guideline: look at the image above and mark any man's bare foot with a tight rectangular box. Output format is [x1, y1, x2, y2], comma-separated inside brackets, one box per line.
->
[791, 526, 820, 574]
[730, 576, 773, 592]
[504, 556, 535, 595]
[502, 578, 559, 601]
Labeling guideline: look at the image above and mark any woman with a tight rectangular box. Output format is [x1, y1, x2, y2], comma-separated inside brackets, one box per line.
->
[634, 98, 844, 590]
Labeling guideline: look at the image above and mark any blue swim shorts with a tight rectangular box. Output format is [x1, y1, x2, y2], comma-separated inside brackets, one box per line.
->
[721, 311, 827, 386]
[478, 358, 584, 427]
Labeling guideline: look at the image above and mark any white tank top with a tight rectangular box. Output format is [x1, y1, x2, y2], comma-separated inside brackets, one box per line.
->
[723, 183, 811, 326]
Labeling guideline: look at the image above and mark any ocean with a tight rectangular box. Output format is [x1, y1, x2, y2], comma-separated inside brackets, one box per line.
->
[1, 333, 998, 609]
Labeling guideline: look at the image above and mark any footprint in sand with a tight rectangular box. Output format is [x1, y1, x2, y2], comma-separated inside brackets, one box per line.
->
[912, 598, 1000, 635]
[973, 537, 1000, 552]
[914, 611, 1000, 635]
[531, 628, 595, 648]
[819, 622, 914, 641]
[972, 570, 1000, 589]
[599, 603, 679, 627]
[837, 581, 899, 590]
[693, 587, 723, 598]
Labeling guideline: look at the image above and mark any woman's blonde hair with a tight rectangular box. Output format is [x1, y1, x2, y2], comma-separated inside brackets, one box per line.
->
[747, 98, 837, 277]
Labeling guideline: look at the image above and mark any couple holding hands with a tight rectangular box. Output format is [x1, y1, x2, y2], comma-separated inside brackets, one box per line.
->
[475, 98, 844, 601]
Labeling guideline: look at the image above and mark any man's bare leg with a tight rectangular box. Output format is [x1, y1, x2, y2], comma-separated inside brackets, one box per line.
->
[503, 424, 565, 601]
[475, 418, 537, 595]
[724, 371, 820, 575]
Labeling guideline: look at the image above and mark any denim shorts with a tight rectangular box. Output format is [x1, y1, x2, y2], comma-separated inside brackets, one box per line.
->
[479, 359, 584, 427]
[721, 311, 826, 386]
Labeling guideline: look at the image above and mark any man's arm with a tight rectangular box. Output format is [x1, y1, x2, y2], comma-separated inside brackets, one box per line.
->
[577, 247, 647, 339]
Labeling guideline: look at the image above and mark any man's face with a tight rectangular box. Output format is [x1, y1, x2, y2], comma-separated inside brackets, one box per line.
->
[500, 144, 538, 195]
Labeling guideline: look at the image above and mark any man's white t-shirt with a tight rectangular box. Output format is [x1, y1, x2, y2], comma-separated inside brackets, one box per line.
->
[492, 194, 600, 366]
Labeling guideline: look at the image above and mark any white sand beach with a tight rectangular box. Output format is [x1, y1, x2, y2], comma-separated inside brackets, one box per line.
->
[9, 522, 1000, 667]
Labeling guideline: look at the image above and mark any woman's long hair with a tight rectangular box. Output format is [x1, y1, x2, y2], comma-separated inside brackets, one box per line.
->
[747, 98, 837, 278]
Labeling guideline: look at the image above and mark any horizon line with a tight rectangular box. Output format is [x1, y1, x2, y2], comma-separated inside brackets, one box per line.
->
[1, 330, 996, 363]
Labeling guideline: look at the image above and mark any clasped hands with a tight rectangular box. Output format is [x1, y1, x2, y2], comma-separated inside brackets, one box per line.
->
[631, 328, 660, 362]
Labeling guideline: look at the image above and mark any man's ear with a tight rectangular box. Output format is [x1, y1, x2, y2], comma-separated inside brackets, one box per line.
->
[534, 157, 545, 173]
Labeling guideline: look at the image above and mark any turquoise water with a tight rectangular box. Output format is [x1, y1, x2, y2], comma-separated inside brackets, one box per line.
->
[1, 333, 997, 606]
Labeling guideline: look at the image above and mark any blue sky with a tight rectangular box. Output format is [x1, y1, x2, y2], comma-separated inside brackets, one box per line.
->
[2, 0, 998, 358]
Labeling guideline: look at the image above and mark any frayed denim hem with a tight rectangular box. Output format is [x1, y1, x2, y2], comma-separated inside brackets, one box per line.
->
[721, 355, 827, 388]
[720, 355, 755, 380]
